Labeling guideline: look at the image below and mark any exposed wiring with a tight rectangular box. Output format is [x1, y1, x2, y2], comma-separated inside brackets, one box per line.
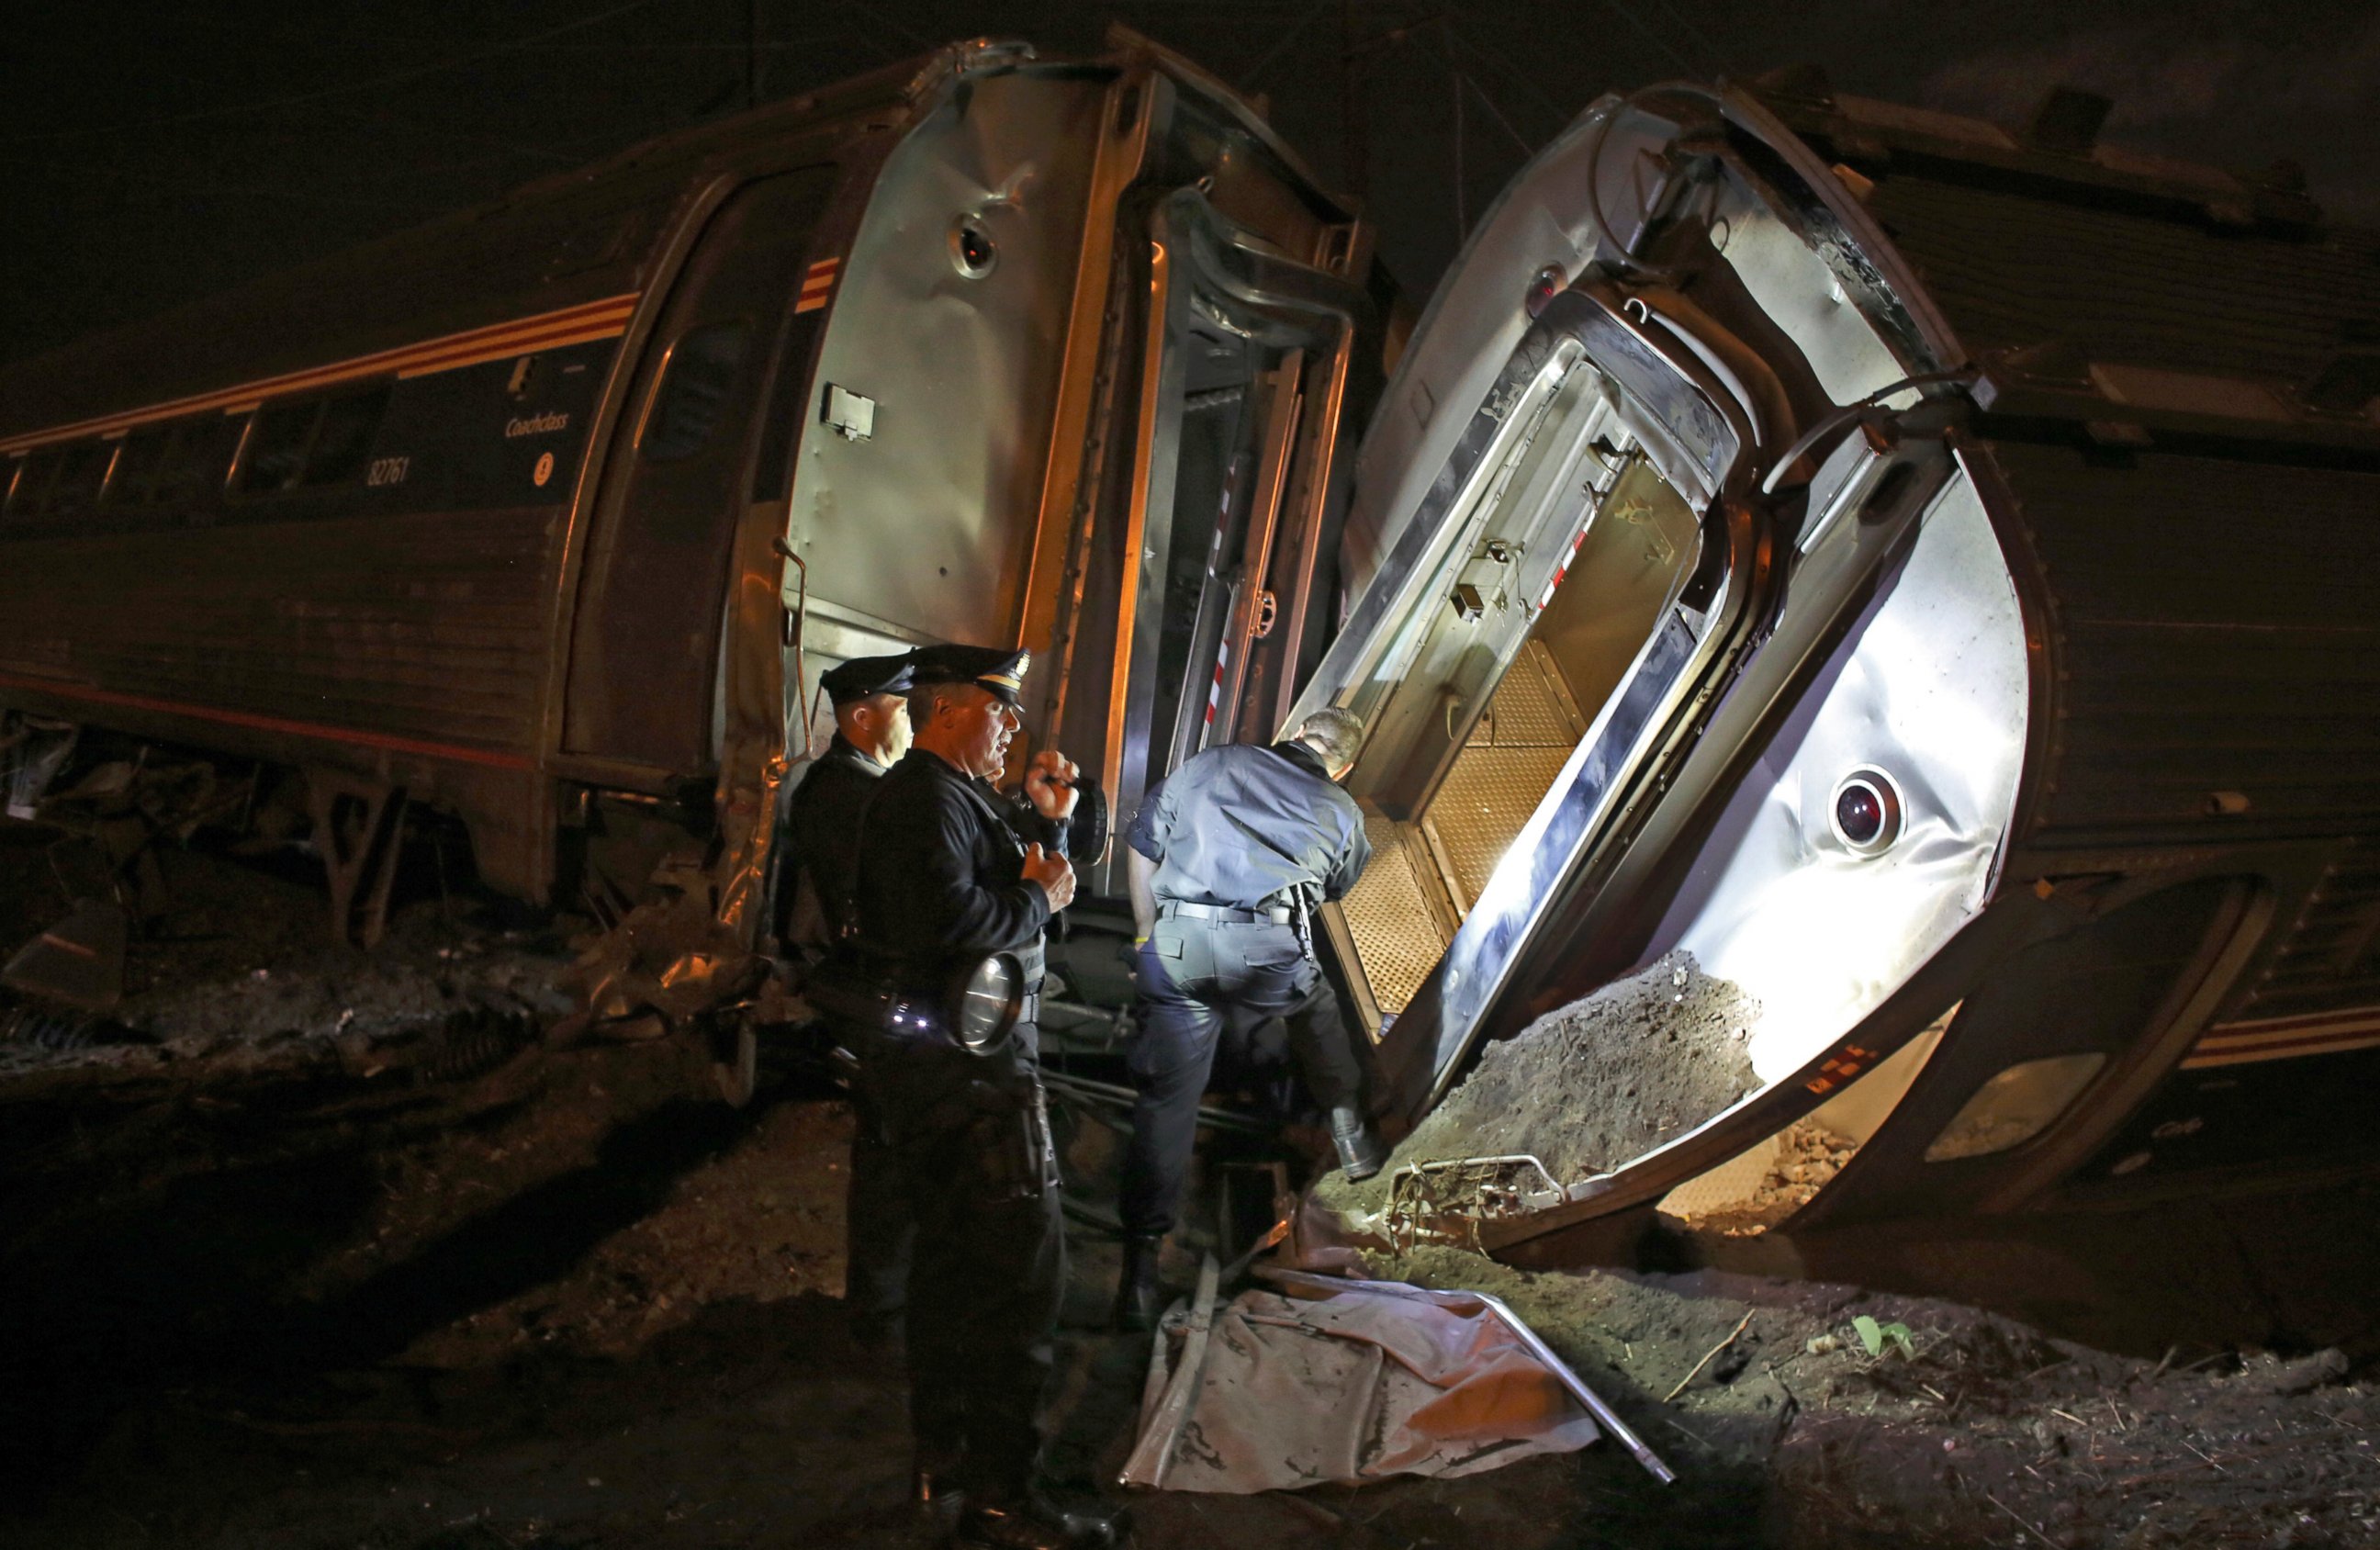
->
[1238, 0, 1334, 90]
[1757, 367, 1983, 498]
[1587, 0, 1706, 78]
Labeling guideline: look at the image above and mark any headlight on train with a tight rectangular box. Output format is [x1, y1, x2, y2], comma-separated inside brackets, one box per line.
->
[1829, 768, 1904, 855]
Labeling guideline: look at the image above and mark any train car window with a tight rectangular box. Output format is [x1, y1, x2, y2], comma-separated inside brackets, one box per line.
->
[7, 447, 62, 518]
[105, 426, 173, 507]
[302, 383, 389, 487]
[640, 319, 751, 462]
[153, 418, 241, 513]
[0, 456, 23, 514]
[46, 440, 109, 516]
[237, 400, 317, 494]
[232, 382, 390, 496]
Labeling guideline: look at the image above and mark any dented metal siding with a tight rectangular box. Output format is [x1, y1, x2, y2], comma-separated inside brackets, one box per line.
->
[1985, 439, 2380, 833]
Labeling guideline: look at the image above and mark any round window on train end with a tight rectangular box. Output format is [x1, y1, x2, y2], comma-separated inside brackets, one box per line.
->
[1829, 768, 1903, 855]
[950, 218, 997, 279]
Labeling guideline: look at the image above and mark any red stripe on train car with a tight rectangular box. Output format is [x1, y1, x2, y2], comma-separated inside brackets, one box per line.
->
[0, 671, 536, 773]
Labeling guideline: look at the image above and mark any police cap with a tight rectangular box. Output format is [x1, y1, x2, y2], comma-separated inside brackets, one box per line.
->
[909, 645, 1031, 708]
[819, 652, 916, 705]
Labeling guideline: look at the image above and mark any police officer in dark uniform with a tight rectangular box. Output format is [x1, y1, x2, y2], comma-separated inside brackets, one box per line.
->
[849, 644, 1124, 1550]
[777, 651, 916, 1353]
[1113, 706, 1383, 1331]
[780, 651, 915, 953]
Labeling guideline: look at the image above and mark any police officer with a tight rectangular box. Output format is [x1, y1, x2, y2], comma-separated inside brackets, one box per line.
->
[1113, 706, 1383, 1331]
[780, 651, 915, 955]
[849, 645, 1123, 1550]
[778, 651, 916, 1354]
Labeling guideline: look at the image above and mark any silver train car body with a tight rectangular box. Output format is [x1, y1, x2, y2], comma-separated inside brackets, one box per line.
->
[1294, 78, 2380, 1257]
[6, 32, 2376, 1265]
[0, 33, 1387, 951]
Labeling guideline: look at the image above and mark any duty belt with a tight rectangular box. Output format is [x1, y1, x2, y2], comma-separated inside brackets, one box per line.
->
[1158, 900, 1293, 926]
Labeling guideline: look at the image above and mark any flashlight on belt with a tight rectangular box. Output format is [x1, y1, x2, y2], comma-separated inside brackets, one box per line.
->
[806, 951, 1026, 1055]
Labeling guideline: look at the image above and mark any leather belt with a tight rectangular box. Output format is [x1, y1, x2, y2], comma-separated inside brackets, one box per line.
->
[1158, 900, 1293, 925]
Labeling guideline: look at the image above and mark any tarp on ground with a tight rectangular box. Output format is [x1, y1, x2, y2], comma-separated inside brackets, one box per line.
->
[1121, 1279, 1601, 1493]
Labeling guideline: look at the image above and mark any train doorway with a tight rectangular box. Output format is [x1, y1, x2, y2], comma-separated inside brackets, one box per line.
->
[1330, 445, 1704, 1023]
[563, 167, 835, 778]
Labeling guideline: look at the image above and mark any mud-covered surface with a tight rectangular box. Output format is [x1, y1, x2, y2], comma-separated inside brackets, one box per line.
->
[1324, 951, 1759, 1214]
[6, 831, 2380, 1549]
[1368, 1246, 2380, 1549]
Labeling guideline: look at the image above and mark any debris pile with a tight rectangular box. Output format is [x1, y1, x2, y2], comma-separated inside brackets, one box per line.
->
[1369, 1244, 2380, 1550]
[1662, 1118, 1858, 1236]
[1323, 950, 1760, 1213]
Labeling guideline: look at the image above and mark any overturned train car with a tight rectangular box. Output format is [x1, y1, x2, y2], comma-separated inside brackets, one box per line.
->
[1299, 79, 2380, 1257]
[0, 33, 1387, 958]
[6, 34, 2377, 1270]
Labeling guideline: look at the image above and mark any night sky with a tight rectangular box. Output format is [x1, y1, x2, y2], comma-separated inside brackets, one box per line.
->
[3, 1, 2374, 366]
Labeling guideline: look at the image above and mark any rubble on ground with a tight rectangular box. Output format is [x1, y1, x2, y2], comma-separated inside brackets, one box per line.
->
[1662, 1118, 1858, 1237]
[5, 831, 2375, 1549]
[1368, 1244, 2380, 1550]
[1321, 949, 1760, 1215]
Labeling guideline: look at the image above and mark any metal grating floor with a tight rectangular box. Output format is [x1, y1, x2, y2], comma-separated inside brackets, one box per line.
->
[1426, 745, 1576, 908]
[1468, 640, 1586, 749]
[1426, 644, 1585, 909]
[1340, 644, 1589, 1016]
[1339, 814, 1449, 1016]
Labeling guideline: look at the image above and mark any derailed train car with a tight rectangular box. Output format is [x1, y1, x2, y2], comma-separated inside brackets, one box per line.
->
[5, 29, 2377, 1270]
[1295, 76, 2380, 1259]
[0, 32, 1388, 967]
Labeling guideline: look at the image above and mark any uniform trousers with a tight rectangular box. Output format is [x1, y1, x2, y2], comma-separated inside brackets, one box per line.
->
[842, 1084, 913, 1342]
[853, 1021, 1063, 1498]
[1121, 916, 1364, 1238]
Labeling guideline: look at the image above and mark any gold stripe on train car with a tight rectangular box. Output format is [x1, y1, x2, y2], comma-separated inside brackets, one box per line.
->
[2180, 1006, 2380, 1069]
[0, 293, 640, 455]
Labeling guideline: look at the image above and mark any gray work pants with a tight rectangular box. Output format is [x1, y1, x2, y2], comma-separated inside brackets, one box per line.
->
[1120, 916, 1364, 1237]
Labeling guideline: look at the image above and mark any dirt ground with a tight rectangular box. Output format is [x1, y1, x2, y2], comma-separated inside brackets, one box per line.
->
[1368, 1246, 2378, 1549]
[3, 826, 2375, 1549]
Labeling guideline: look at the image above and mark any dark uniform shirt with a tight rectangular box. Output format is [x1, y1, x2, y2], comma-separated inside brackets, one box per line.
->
[1128, 741, 1369, 908]
[780, 734, 885, 949]
[855, 750, 1068, 979]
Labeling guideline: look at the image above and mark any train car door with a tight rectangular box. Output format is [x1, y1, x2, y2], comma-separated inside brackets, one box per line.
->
[564, 168, 835, 779]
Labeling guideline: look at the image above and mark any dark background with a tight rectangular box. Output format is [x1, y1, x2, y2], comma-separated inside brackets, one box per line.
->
[4, 0, 2375, 366]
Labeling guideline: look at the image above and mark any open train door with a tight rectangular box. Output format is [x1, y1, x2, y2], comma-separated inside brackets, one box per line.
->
[1287, 83, 2038, 1254]
[563, 168, 836, 781]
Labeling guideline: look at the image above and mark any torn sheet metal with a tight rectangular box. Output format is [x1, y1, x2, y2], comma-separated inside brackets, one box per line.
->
[1120, 1270, 1628, 1494]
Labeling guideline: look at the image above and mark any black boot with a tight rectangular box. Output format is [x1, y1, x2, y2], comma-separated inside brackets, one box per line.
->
[954, 1487, 1128, 1550]
[1330, 1106, 1386, 1182]
[1111, 1233, 1163, 1334]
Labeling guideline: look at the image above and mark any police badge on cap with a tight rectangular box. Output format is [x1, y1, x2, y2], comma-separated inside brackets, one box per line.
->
[910, 645, 1032, 708]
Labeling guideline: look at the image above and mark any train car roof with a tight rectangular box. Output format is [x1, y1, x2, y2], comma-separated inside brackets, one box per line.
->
[0, 43, 999, 441]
